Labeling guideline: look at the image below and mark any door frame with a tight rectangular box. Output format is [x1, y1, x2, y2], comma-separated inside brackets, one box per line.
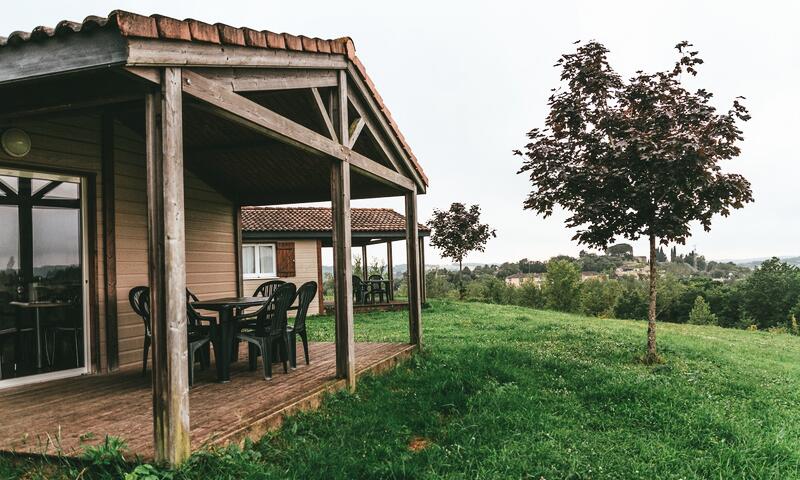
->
[0, 166, 96, 389]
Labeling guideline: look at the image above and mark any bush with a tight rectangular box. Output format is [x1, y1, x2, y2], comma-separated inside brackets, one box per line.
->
[614, 282, 649, 320]
[688, 296, 718, 325]
[517, 281, 546, 309]
[581, 279, 621, 317]
[741, 258, 800, 329]
[544, 259, 582, 312]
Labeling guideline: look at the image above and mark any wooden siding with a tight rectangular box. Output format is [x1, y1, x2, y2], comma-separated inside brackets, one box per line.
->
[0, 115, 108, 370]
[0, 112, 238, 372]
[114, 126, 238, 369]
[242, 239, 322, 314]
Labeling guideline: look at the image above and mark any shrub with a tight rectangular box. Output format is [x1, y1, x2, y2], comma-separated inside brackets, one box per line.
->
[580, 279, 621, 317]
[614, 282, 649, 320]
[688, 296, 718, 325]
[544, 259, 582, 312]
[741, 258, 800, 329]
[517, 281, 546, 309]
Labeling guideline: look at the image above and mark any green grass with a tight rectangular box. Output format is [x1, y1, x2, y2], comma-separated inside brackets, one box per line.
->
[4, 300, 800, 479]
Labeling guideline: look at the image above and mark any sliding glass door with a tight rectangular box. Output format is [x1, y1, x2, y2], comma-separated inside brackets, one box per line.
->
[0, 169, 86, 385]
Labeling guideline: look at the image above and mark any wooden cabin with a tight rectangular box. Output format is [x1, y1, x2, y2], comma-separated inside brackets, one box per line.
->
[240, 206, 430, 315]
[0, 10, 426, 464]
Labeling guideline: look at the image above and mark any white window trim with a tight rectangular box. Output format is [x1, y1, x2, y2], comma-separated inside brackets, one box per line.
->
[243, 243, 278, 279]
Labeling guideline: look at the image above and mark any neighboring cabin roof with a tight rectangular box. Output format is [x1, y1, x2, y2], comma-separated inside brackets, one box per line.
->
[242, 207, 430, 234]
[0, 10, 427, 186]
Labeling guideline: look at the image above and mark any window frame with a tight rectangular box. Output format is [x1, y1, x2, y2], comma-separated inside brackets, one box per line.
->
[242, 242, 277, 279]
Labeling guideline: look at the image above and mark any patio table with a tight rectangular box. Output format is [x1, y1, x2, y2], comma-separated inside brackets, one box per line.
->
[191, 296, 267, 383]
[9, 301, 72, 369]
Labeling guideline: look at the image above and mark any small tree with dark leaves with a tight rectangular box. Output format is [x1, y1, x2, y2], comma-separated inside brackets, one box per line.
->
[427, 203, 496, 298]
[515, 41, 753, 363]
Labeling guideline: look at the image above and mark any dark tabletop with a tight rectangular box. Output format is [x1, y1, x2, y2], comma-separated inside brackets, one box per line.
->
[191, 296, 267, 311]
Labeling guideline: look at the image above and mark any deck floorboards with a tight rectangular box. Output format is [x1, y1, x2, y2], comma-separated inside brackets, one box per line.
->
[0, 342, 412, 460]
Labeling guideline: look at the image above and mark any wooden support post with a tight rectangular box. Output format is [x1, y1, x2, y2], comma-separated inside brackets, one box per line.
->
[234, 206, 243, 297]
[146, 67, 191, 466]
[101, 111, 119, 371]
[419, 237, 427, 305]
[361, 245, 368, 280]
[386, 241, 394, 301]
[405, 190, 422, 346]
[331, 70, 356, 389]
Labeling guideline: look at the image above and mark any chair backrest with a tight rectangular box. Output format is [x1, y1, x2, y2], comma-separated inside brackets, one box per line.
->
[352, 275, 363, 290]
[185, 289, 204, 327]
[257, 283, 296, 336]
[253, 280, 286, 298]
[292, 281, 317, 332]
[368, 274, 383, 281]
[129, 286, 151, 337]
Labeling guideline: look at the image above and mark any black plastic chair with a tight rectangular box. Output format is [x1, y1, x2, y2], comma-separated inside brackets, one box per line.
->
[45, 296, 83, 368]
[352, 275, 368, 304]
[129, 286, 213, 386]
[253, 280, 287, 298]
[232, 280, 287, 360]
[288, 281, 317, 368]
[186, 289, 214, 370]
[236, 283, 296, 380]
[367, 274, 388, 304]
[129, 286, 151, 377]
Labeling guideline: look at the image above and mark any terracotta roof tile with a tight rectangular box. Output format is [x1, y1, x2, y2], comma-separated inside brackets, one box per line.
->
[242, 207, 430, 233]
[0, 10, 427, 186]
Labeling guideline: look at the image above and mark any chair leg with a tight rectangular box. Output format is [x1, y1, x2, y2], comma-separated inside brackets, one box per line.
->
[289, 331, 297, 369]
[300, 331, 310, 365]
[142, 336, 151, 376]
[281, 334, 289, 374]
[189, 346, 195, 387]
[248, 343, 257, 371]
[261, 339, 272, 380]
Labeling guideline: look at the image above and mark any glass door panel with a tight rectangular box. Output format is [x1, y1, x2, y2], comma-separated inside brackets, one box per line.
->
[0, 171, 85, 383]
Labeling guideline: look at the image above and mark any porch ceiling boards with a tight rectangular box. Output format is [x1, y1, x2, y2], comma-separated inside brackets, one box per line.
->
[0, 342, 412, 460]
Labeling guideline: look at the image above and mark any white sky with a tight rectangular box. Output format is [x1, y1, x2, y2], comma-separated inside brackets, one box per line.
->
[3, 1, 798, 266]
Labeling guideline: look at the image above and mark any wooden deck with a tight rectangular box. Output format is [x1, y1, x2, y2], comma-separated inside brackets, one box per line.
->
[0, 342, 413, 460]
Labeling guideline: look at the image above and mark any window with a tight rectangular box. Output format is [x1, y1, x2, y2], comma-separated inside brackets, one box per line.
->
[243, 243, 276, 279]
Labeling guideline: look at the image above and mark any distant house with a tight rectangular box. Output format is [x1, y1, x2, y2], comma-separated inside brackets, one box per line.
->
[241, 207, 430, 314]
[505, 273, 545, 287]
[615, 263, 649, 278]
[581, 271, 607, 281]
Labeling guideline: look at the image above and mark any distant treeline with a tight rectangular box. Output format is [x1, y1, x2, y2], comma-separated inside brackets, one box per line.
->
[423, 256, 800, 333]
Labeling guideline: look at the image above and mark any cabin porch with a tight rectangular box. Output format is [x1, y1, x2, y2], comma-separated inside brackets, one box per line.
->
[0, 341, 412, 460]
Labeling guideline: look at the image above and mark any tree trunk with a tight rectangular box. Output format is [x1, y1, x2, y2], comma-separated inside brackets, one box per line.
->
[458, 259, 464, 300]
[646, 234, 659, 363]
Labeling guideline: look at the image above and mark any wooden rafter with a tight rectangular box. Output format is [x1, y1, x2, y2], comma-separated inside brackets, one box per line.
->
[195, 68, 338, 92]
[346, 89, 403, 174]
[347, 117, 366, 149]
[126, 39, 348, 70]
[180, 69, 414, 191]
[310, 87, 338, 142]
[347, 64, 425, 190]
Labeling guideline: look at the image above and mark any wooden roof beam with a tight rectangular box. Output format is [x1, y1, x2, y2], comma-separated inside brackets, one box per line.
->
[127, 39, 348, 69]
[310, 87, 338, 142]
[180, 68, 415, 191]
[194, 68, 338, 92]
[346, 65, 425, 191]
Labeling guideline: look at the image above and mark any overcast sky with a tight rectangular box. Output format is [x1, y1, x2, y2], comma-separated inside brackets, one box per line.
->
[4, 1, 798, 266]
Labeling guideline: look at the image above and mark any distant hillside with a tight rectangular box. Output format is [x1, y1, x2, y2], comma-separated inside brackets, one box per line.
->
[721, 256, 800, 269]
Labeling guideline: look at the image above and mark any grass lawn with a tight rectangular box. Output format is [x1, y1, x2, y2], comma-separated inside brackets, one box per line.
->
[4, 300, 800, 479]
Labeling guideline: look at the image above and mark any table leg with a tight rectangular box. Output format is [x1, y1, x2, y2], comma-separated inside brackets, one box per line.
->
[216, 309, 233, 383]
[35, 308, 42, 369]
